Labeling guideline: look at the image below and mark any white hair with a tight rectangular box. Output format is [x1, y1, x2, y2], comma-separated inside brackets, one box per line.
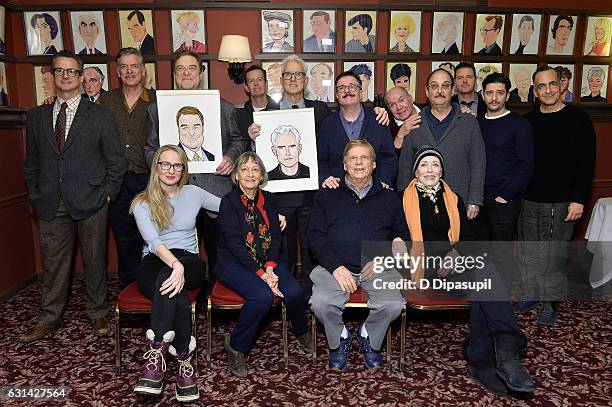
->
[271, 125, 301, 147]
[281, 55, 307, 74]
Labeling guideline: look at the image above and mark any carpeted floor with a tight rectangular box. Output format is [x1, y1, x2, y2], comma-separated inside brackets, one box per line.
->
[1, 278, 611, 406]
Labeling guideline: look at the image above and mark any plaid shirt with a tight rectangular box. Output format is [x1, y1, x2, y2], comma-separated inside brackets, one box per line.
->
[53, 94, 82, 140]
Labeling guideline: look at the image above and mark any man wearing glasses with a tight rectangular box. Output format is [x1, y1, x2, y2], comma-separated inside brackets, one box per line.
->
[99, 47, 156, 290]
[21, 50, 126, 343]
[145, 50, 246, 287]
[477, 15, 503, 55]
[397, 68, 486, 227]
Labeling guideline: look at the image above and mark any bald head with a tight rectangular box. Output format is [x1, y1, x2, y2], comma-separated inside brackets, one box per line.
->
[385, 86, 415, 121]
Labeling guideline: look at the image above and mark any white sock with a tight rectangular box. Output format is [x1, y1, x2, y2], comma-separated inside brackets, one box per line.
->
[360, 324, 368, 338]
[340, 325, 349, 339]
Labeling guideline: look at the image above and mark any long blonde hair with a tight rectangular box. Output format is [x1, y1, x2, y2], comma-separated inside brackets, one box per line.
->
[129, 145, 189, 231]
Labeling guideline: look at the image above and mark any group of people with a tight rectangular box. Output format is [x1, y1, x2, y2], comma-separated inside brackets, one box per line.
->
[21, 46, 595, 403]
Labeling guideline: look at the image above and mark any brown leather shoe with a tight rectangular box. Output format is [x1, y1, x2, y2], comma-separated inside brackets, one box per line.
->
[92, 317, 110, 337]
[19, 321, 62, 344]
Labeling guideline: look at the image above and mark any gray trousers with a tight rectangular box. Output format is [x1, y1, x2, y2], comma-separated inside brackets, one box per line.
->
[309, 265, 404, 350]
[38, 199, 109, 324]
[518, 199, 575, 300]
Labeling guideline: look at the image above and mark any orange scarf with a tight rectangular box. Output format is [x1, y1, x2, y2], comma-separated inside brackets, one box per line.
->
[402, 179, 461, 282]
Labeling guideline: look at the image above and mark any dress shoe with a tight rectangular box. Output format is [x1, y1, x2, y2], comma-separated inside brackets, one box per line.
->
[92, 317, 110, 336]
[19, 321, 62, 344]
[355, 323, 382, 369]
[329, 329, 352, 372]
[224, 334, 247, 378]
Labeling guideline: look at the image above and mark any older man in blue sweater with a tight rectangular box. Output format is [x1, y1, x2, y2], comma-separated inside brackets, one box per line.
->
[309, 139, 408, 372]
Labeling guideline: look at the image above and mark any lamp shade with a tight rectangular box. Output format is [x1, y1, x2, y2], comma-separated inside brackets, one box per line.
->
[218, 35, 252, 63]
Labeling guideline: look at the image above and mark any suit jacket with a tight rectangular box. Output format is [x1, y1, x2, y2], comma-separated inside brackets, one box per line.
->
[146, 98, 247, 198]
[24, 99, 127, 221]
[78, 47, 103, 55]
[303, 31, 336, 52]
[178, 143, 215, 161]
[236, 96, 280, 151]
[441, 42, 459, 54]
[140, 34, 155, 54]
[81, 88, 105, 103]
[477, 42, 502, 55]
[451, 93, 487, 118]
[345, 35, 376, 52]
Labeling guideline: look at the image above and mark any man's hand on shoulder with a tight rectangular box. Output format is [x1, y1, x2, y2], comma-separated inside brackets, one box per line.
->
[322, 176, 341, 189]
[373, 107, 390, 126]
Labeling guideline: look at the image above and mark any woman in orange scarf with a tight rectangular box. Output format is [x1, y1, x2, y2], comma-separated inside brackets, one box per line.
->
[402, 146, 534, 398]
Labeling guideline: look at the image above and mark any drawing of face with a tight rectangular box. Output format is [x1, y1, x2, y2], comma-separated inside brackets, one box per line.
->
[436, 15, 453, 44]
[555, 19, 572, 47]
[272, 131, 301, 174]
[514, 68, 532, 93]
[179, 16, 199, 41]
[358, 74, 371, 101]
[310, 14, 331, 39]
[559, 74, 570, 94]
[82, 67, 103, 97]
[35, 17, 52, 43]
[588, 74, 603, 95]
[518, 20, 534, 45]
[78, 15, 99, 47]
[268, 19, 287, 41]
[393, 75, 410, 91]
[42, 71, 55, 98]
[128, 14, 146, 43]
[481, 17, 499, 48]
[310, 64, 331, 97]
[178, 113, 204, 151]
[350, 22, 369, 42]
[395, 24, 410, 43]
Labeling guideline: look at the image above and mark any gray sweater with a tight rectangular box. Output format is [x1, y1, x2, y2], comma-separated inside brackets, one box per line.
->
[397, 105, 486, 206]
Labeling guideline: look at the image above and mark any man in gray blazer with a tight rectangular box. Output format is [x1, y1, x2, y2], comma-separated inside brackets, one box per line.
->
[145, 51, 246, 284]
[21, 50, 126, 343]
[397, 68, 485, 221]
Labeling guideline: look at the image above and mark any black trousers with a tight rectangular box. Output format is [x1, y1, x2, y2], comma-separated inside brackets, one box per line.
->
[196, 210, 219, 289]
[279, 205, 314, 300]
[109, 172, 149, 289]
[482, 197, 521, 241]
[136, 249, 205, 353]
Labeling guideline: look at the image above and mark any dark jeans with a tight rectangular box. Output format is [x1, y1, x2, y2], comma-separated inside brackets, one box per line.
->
[197, 210, 219, 288]
[110, 172, 149, 289]
[136, 249, 205, 353]
[38, 199, 109, 324]
[279, 205, 314, 300]
[221, 262, 307, 353]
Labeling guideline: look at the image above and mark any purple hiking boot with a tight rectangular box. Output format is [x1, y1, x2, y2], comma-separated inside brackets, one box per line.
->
[169, 336, 199, 404]
[133, 329, 175, 397]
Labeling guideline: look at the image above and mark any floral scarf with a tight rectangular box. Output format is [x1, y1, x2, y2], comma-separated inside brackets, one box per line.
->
[415, 181, 442, 215]
[241, 190, 272, 268]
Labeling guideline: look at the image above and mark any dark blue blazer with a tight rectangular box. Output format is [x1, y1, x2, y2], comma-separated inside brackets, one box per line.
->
[215, 188, 282, 279]
[441, 42, 459, 54]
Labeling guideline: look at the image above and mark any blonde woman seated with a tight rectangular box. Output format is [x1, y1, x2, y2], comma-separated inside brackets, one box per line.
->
[216, 152, 311, 378]
[403, 146, 534, 398]
[130, 145, 220, 403]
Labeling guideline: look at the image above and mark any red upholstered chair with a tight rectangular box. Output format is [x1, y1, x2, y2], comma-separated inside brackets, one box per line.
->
[400, 289, 470, 370]
[206, 281, 287, 369]
[310, 287, 406, 370]
[114, 282, 201, 376]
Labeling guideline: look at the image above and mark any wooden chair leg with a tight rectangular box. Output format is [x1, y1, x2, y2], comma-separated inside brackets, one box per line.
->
[191, 300, 198, 373]
[206, 298, 212, 370]
[282, 303, 288, 366]
[311, 313, 317, 362]
[400, 305, 406, 371]
[114, 306, 121, 376]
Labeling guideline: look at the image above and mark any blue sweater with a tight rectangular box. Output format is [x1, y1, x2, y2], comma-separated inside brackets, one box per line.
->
[215, 188, 282, 279]
[317, 108, 398, 185]
[477, 111, 534, 201]
[308, 179, 409, 274]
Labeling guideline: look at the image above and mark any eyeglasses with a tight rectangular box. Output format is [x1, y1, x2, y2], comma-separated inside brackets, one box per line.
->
[335, 83, 362, 93]
[158, 161, 185, 172]
[281, 71, 306, 80]
[480, 28, 499, 34]
[52, 68, 81, 77]
[428, 82, 452, 91]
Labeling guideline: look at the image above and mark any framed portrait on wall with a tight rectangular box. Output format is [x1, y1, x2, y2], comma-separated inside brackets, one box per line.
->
[345, 11, 377, 53]
[385, 62, 417, 98]
[343, 61, 375, 102]
[432, 12, 463, 55]
[0, 6, 6, 54]
[510, 14, 541, 55]
[261, 10, 294, 53]
[583, 16, 612, 57]
[145, 63, 156, 90]
[0, 62, 8, 106]
[156, 90, 223, 173]
[174, 61, 209, 89]
[70, 11, 107, 55]
[33, 65, 56, 105]
[474, 14, 505, 55]
[303, 10, 336, 53]
[432, 61, 459, 77]
[508, 64, 537, 103]
[546, 14, 577, 56]
[548, 64, 575, 102]
[474, 62, 502, 93]
[254, 109, 319, 192]
[24, 11, 64, 56]
[171, 10, 206, 54]
[580, 64, 609, 102]
[388, 11, 421, 53]
[82, 64, 108, 102]
[118, 10, 155, 54]
[305, 62, 335, 102]
[262, 61, 283, 102]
